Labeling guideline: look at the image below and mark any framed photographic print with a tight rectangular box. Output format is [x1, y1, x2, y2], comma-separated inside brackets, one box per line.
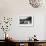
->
[18, 16, 34, 26]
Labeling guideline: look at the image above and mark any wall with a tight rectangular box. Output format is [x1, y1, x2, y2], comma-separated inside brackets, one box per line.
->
[0, 15, 45, 40]
[44, 16, 46, 40]
[7, 15, 45, 40]
[0, 0, 46, 40]
[0, 0, 46, 16]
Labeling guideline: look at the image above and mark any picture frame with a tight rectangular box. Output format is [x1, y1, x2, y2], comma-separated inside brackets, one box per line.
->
[18, 16, 34, 26]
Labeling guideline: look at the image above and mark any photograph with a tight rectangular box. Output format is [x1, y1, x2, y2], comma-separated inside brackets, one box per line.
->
[18, 16, 33, 26]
